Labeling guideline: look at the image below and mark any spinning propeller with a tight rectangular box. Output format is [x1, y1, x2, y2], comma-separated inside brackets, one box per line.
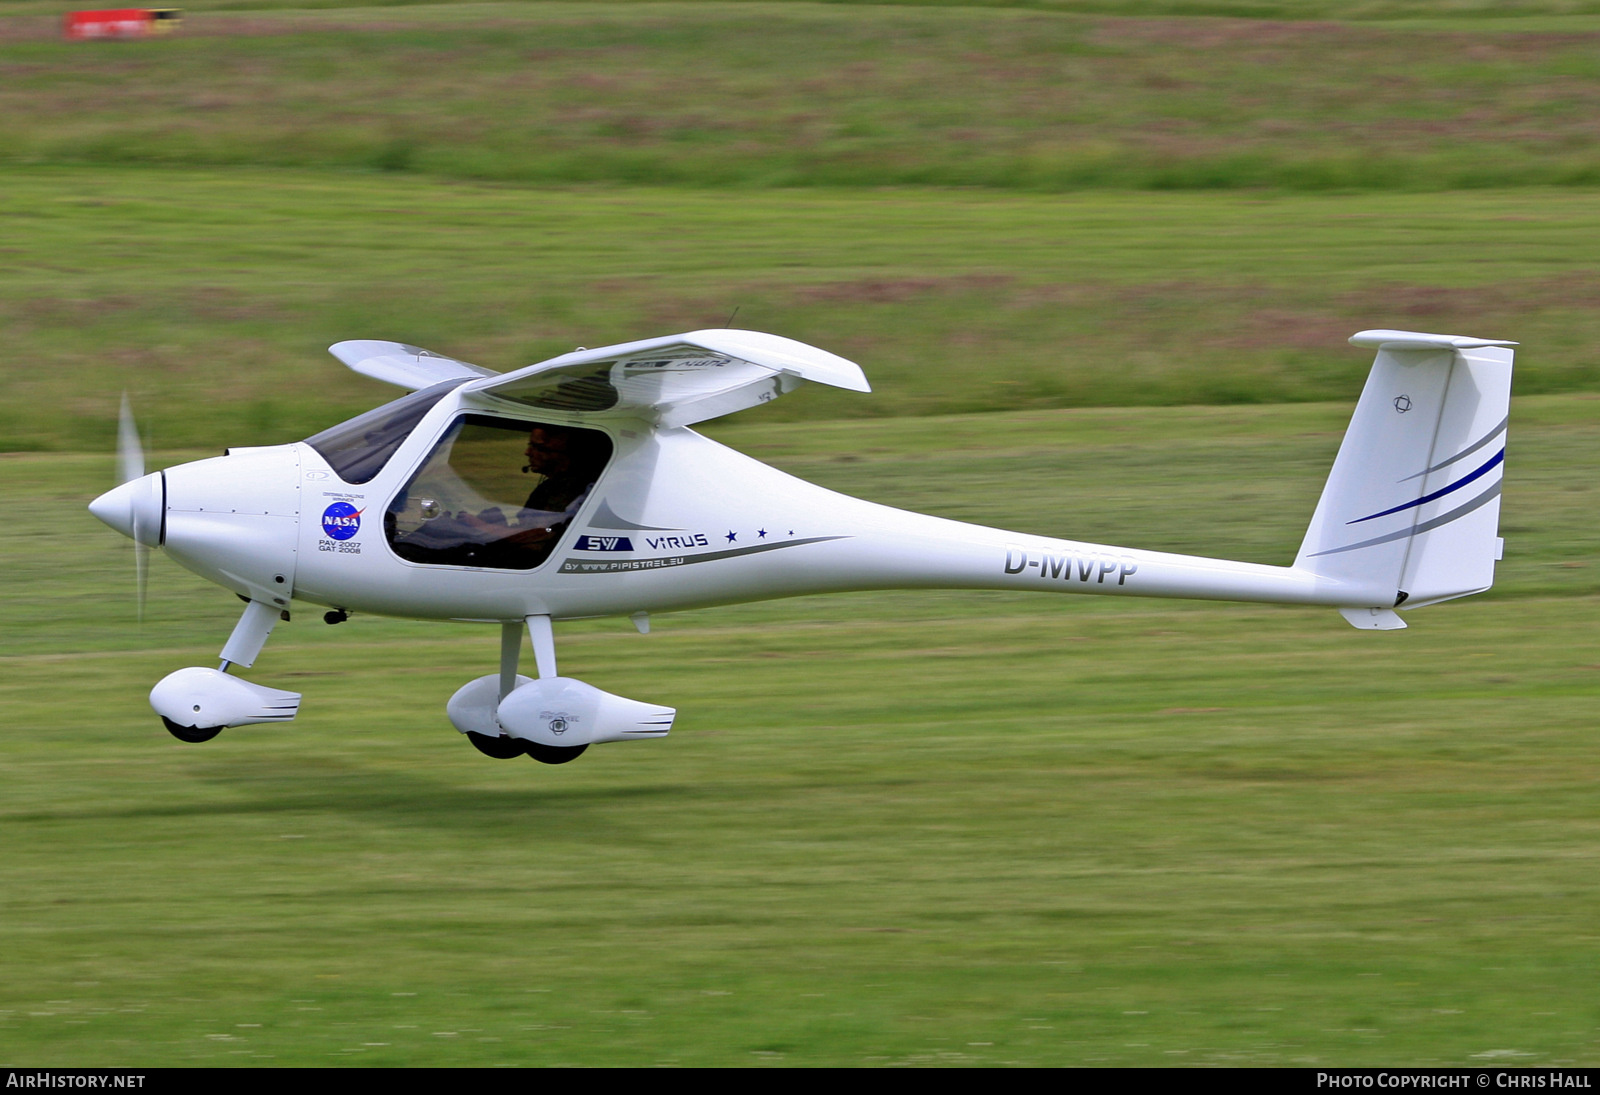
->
[88, 395, 164, 621]
[119, 396, 147, 620]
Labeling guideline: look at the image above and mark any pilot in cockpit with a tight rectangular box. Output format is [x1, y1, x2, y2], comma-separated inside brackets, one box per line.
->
[446, 424, 604, 554]
[520, 425, 587, 514]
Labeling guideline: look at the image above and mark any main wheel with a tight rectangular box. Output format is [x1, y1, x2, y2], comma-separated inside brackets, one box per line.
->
[525, 742, 587, 765]
[465, 731, 527, 759]
[162, 717, 221, 744]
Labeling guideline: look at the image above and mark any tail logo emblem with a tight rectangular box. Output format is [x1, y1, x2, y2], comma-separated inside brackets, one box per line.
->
[1393, 395, 1412, 413]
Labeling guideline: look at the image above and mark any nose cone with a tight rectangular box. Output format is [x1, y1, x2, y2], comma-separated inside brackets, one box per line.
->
[89, 472, 164, 547]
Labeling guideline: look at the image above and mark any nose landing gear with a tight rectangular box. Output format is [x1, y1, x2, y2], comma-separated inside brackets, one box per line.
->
[148, 600, 301, 742]
[161, 718, 222, 744]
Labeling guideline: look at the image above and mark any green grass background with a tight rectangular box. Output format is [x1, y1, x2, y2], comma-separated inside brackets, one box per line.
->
[7, 399, 1599, 1066]
[2, 0, 1598, 1067]
[7, 172, 1600, 453]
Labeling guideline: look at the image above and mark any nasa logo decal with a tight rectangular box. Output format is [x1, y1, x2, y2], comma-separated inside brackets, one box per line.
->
[321, 501, 364, 540]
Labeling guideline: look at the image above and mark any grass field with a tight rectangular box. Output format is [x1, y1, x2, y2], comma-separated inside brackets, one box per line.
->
[3, 0, 1598, 1069]
[8, 2, 1600, 452]
[12, 0, 1600, 16]
[4, 398, 1599, 1066]
[3, 3, 1600, 191]
[2, 391, 1596, 1066]
[6, 169, 1600, 453]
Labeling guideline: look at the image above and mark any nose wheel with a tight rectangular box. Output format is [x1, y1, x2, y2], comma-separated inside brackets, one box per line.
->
[161, 717, 222, 744]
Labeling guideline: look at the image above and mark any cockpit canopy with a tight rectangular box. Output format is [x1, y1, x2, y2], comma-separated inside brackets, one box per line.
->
[304, 380, 464, 486]
[305, 383, 615, 571]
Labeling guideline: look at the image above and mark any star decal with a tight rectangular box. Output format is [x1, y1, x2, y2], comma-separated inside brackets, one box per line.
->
[726, 530, 737, 543]
[757, 529, 767, 539]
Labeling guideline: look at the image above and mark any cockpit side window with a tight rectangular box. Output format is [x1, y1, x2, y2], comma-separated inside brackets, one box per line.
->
[385, 416, 613, 571]
[304, 380, 464, 486]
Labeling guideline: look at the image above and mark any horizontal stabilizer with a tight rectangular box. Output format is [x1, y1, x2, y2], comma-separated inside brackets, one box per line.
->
[1349, 330, 1517, 352]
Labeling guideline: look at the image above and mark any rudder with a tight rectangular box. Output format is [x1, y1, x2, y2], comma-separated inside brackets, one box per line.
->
[1296, 330, 1514, 620]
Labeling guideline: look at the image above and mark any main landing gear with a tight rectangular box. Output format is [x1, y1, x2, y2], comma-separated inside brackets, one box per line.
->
[464, 729, 588, 764]
[446, 615, 671, 764]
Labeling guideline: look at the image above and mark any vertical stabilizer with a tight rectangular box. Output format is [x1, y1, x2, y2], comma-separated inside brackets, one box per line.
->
[1296, 331, 1514, 616]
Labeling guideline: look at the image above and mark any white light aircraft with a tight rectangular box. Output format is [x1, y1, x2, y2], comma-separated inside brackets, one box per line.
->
[89, 327, 1513, 763]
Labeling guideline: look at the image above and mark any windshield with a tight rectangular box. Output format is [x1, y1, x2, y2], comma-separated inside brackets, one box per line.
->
[304, 380, 463, 485]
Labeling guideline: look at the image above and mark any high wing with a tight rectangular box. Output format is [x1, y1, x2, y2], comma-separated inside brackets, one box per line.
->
[456, 329, 870, 428]
[329, 340, 499, 390]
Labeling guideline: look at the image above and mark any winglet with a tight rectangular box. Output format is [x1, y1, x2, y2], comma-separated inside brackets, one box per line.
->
[683, 329, 871, 393]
